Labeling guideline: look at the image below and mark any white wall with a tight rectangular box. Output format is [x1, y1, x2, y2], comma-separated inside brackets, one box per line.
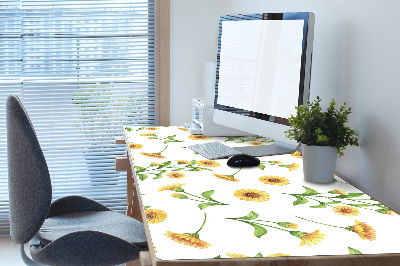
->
[170, 0, 400, 212]
[170, 0, 228, 124]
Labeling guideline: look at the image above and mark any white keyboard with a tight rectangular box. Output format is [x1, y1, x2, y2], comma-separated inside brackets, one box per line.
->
[188, 142, 242, 160]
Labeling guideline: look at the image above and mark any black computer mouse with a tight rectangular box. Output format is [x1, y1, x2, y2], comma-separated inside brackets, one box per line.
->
[227, 154, 260, 167]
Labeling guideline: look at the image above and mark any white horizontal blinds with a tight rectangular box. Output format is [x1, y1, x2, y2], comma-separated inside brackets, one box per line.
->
[0, 0, 158, 236]
[0, 0, 22, 236]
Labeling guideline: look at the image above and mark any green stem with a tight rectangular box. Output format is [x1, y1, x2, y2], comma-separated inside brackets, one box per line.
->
[183, 192, 225, 204]
[195, 213, 207, 234]
[158, 145, 169, 154]
[312, 195, 377, 211]
[232, 167, 242, 176]
[241, 219, 290, 232]
[296, 216, 345, 229]
[184, 192, 208, 201]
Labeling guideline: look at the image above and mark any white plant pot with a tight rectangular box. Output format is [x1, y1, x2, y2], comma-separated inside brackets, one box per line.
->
[301, 144, 338, 183]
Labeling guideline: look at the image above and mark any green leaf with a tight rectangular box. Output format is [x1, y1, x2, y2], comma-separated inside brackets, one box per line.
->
[310, 202, 327, 208]
[201, 190, 215, 200]
[198, 202, 219, 210]
[175, 194, 188, 199]
[348, 204, 372, 208]
[138, 174, 148, 181]
[143, 206, 151, 209]
[125, 127, 133, 132]
[153, 173, 163, 179]
[250, 223, 268, 238]
[302, 186, 318, 196]
[167, 135, 176, 140]
[162, 161, 172, 167]
[258, 164, 266, 170]
[293, 196, 308, 206]
[172, 187, 184, 192]
[190, 160, 197, 165]
[135, 166, 146, 173]
[255, 252, 263, 257]
[326, 201, 342, 205]
[375, 209, 394, 214]
[348, 247, 362, 255]
[237, 211, 259, 220]
[214, 255, 222, 259]
[335, 193, 364, 198]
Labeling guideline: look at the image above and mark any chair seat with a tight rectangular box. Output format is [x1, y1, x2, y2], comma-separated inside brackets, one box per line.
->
[37, 211, 147, 248]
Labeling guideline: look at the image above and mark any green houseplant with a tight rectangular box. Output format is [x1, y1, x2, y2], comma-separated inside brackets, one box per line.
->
[285, 96, 359, 183]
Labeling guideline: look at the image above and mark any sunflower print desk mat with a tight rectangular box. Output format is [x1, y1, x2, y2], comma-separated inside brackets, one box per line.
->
[124, 126, 399, 261]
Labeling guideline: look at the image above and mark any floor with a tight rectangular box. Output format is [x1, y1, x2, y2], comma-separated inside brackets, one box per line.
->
[0, 236, 141, 266]
[0, 237, 25, 266]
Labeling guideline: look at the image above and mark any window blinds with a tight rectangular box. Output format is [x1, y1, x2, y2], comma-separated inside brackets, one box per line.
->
[0, 0, 159, 236]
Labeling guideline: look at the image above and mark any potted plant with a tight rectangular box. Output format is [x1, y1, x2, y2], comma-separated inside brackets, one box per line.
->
[285, 96, 359, 183]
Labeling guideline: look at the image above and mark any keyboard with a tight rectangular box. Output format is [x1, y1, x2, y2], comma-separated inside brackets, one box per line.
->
[188, 142, 243, 160]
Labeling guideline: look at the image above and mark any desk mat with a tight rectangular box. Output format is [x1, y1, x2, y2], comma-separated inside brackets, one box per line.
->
[124, 126, 399, 261]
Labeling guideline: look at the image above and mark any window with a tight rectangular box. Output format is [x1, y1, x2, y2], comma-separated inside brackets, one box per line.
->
[0, 0, 169, 236]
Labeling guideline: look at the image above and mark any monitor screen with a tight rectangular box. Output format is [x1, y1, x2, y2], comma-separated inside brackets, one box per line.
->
[217, 19, 304, 118]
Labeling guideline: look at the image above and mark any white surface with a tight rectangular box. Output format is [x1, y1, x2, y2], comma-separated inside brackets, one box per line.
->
[170, 0, 400, 213]
[217, 20, 304, 118]
[125, 126, 400, 260]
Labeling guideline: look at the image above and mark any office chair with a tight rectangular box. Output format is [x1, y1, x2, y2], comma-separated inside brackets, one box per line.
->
[6, 94, 148, 265]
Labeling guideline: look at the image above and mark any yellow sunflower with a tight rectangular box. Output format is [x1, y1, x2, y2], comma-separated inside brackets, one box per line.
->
[259, 176, 290, 186]
[213, 173, 239, 182]
[178, 127, 188, 131]
[248, 141, 264, 146]
[291, 151, 302, 158]
[146, 127, 158, 130]
[196, 160, 220, 167]
[150, 162, 161, 166]
[140, 152, 166, 159]
[270, 161, 282, 165]
[277, 222, 298, 229]
[267, 253, 291, 257]
[332, 189, 348, 195]
[226, 253, 249, 258]
[167, 172, 186, 179]
[385, 210, 396, 216]
[299, 230, 325, 246]
[188, 135, 212, 140]
[171, 193, 188, 199]
[333, 205, 360, 217]
[129, 143, 143, 149]
[287, 163, 300, 171]
[176, 160, 191, 164]
[140, 132, 156, 136]
[348, 221, 376, 241]
[165, 231, 211, 249]
[158, 183, 185, 192]
[153, 245, 157, 253]
[234, 189, 270, 202]
[145, 209, 167, 224]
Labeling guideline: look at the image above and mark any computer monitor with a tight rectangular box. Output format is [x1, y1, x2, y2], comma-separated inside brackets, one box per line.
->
[213, 12, 315, 157]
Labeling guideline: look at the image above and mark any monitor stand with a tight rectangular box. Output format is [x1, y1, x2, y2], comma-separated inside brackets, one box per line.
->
[233, 141, 298, 157]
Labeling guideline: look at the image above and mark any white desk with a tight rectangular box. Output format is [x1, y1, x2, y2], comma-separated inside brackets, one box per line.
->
[120, 126, 400, 266]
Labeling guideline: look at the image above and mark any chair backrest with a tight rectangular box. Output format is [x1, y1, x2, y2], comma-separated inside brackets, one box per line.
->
[6, 94, 52, 244]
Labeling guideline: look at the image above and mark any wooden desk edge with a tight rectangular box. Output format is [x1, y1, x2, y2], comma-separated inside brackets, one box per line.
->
[123, 128, 400, 266]
[124, 128, 159, 266]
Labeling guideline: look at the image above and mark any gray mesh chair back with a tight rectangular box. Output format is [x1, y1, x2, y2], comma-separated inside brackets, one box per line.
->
[7, 94, 52, 244]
